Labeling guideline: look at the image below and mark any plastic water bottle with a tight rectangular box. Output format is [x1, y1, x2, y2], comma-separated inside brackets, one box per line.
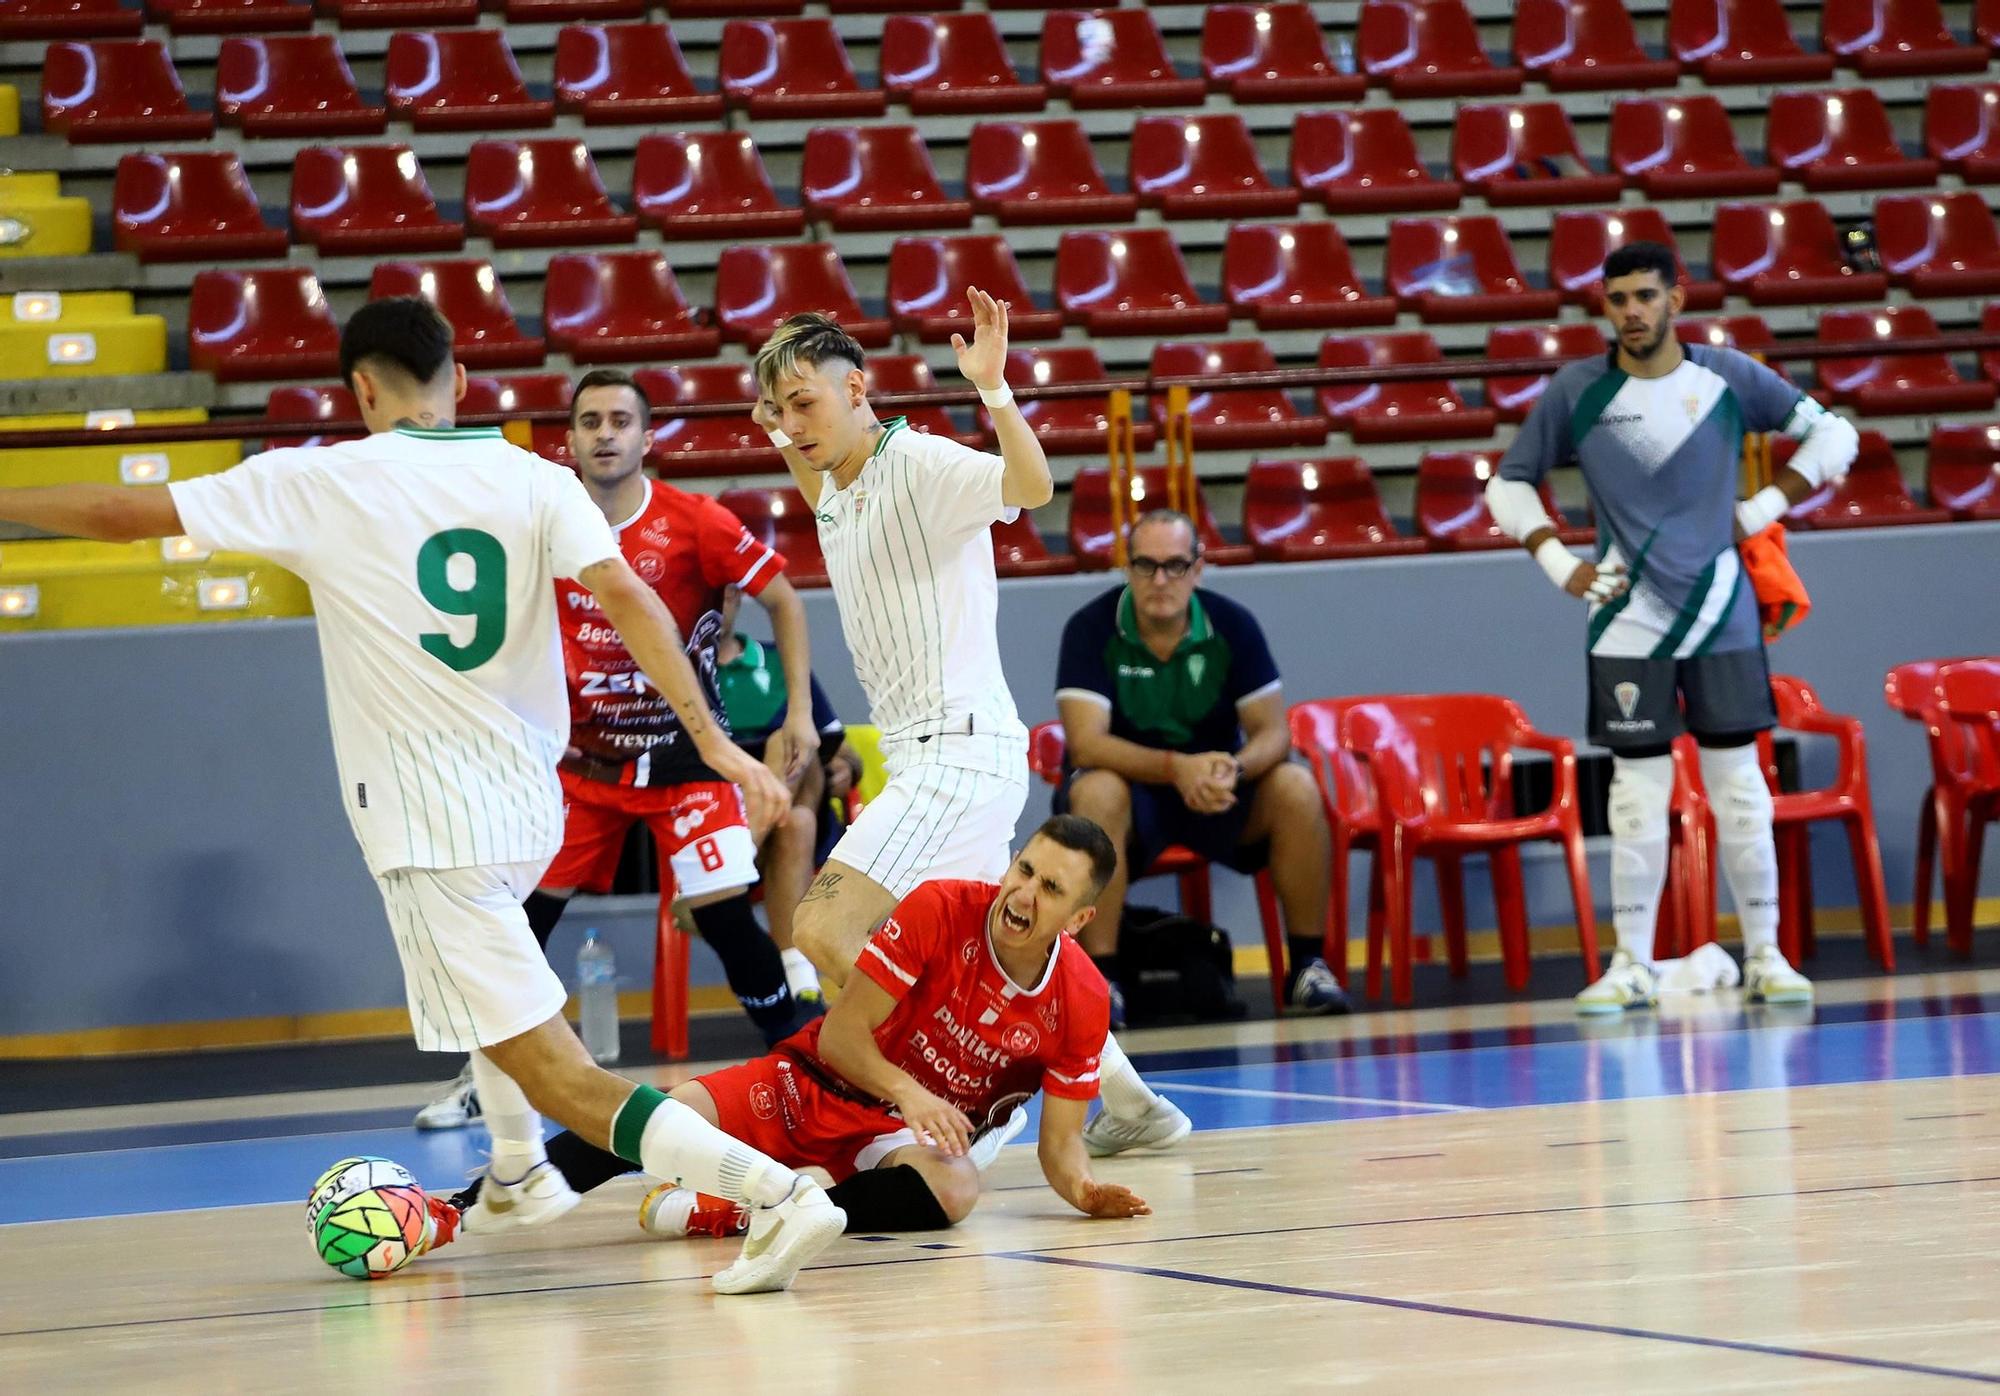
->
[1333, 34, 1356, 75]
[578, 928, 620, 1064]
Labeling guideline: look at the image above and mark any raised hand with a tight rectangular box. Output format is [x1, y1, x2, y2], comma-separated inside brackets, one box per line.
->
[949, 287, 1010, 391]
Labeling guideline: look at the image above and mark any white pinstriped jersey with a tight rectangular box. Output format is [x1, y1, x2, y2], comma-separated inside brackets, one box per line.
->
[169, 427, 621, 875]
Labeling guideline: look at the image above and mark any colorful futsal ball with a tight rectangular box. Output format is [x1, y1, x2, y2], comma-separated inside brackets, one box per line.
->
[307, 1155, 432, 1280]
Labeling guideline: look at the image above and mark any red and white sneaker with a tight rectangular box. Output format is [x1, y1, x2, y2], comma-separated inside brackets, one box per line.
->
[639, 1183, 749, 1239]
[416, 1193, 462, 1256]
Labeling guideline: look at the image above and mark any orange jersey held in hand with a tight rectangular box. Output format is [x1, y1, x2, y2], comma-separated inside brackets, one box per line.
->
[1738, 523, 1811, 640]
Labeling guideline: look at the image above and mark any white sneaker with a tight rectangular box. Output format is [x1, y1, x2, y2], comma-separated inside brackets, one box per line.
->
[1574, 950, 1659, 1015]
[967, 1105, 1030, 1172]
[461, 1159, 582, 1234]
[1743, 945, 1813, 1004]
[1082, 1097, 1192, 1158]
[711, 1177, 847, 1295]
[414, 1062, 480, 1131]
[1655, 942, 1743, 995]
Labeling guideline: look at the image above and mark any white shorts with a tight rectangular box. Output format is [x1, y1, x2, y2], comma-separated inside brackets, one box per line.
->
[375, 858, 568, 1053]
[828, 762, 1029, 900]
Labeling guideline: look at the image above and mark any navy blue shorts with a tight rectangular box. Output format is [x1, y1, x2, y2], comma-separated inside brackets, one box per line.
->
[1055, 769, 1268, 875]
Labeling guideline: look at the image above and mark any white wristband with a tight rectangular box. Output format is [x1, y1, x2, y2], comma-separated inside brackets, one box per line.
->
[765, 427, 793, 449]
[1736, 485, 1789, 537]
[977, 383, 1014, 410]
[1533, 537, 1583, 591]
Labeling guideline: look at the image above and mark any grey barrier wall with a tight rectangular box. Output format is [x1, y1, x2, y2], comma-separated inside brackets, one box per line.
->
[1, 521, 1995, 1037]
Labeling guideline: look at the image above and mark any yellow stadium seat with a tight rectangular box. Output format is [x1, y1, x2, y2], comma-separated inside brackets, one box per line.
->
[0, 199, 92, 259]
[0, 315, 167, 376]
[0, 409, 241, 489]
[0, 291, 136, 323]
[0, 87, 18, 138]
[0, 172, 57, 202]
[0, 538, 311, 632]
[840, 724, 891, 806]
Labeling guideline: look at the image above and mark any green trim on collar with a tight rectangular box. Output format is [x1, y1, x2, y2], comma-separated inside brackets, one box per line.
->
[869, 417, 909, 458]
[1115, 587, 1211, 653]
[394, 426, 504, 440]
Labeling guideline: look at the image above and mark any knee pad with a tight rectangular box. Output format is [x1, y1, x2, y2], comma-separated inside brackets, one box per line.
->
[1697, 743, 1773, 839]
[1607, 755, 1674, 842]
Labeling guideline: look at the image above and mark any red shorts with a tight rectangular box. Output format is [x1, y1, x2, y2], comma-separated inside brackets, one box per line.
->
[694, 1052, 913, 1184]
[542, 769, 757, 898]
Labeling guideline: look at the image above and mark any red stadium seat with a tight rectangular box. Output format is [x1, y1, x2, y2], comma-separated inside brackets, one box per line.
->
[966, 119, 1137, 226]
[1883, 658, 2000, 956]
[1222, 222, 1397, 330]
[1768, 89, 1941, 192]
[216, 35, 386, 138]
[1055, 229, 1231, 337]
[553, 24, 725, 124]
[1779, 429, 1951, 529]
[1928, 422, 2000, 520]
[1317, 332, 1497, 444]
[881, 13, 1047, 114]
[827, 0, 957, 12]
[1385, 217, 1562, 323]
[1068, 466, 1247, 569]
[1040, 9, 1205, 109]
[502, 0, 640, 20]
[632, 132, 805, 241]
[1514, 0, 1679, 89]
[290, 144, 464, 256]
[1668, 0, 1835, 82]
[1815, 307, 1996, 417]
[714, 243, 892, 348]
[265, 384, 360, 450]
[1711, 201, 1891, 305]
[1609, 95, 1780, 199]
[866, 354, 979, 448]
[1149, 341, 1328, 451]
[663, 0, 799, 15]
[1875, 192, 2000, 297]
[1926, 84, 2000, 183]
[150, 0, 310, 33]
[1244, 458, 1425, 561]
[42, 40, 213, 142]
[1129, 113, 1299, 219]
[0, 0, 140, 38]
[639, 364, 780, 479]
[1985, 302, 2000, 385]
[1822, 0, 1986, 76]
[1983, 0, 2000, 51]
[1548, 208, 1724, 311]
[113, 152, 287, 264]
[1676, 313, 1781, 358]
[1201, 3, 1366, 103]
[718, 488, 828, 587]
[464, 139, 636, 249]
[369, 260, 546, 369]
[1357, 0, 1523, 97]
[1452, 101, 1624, 207]
[543, 251, 719, 364]
[1290, 108, 1464, 214]
[460, 372, 573, 464]
[802, 126, 973, 232]
[1417, 450, 1587, 550]
[991, 513, 1077, 578]
[998, 346, 1155, 455]
[326, 0, 477, 26]
[718, 19, 886, 118]
[1484, 323, 1610, 422]
[886, 235, 1063, 343]
[188, 268, 341, 382]
[384, 31, 553, 132]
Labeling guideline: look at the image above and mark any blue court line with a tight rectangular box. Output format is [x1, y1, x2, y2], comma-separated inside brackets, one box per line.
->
[1001, 1254, 2000, 1387]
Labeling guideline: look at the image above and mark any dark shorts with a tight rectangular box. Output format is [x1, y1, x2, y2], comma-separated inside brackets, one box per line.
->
[1056, 768, 1267, 875]
[1588, 645, 1777, 753]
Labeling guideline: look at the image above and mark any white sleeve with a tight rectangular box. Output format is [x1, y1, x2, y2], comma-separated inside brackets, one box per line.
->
[541, 464, 621, 579]
[166, 448, 319, 571]
[905, 431, 1015, 537]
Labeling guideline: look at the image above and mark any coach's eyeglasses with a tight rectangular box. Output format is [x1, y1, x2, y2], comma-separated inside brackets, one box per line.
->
[1128, 554, 1198, 581]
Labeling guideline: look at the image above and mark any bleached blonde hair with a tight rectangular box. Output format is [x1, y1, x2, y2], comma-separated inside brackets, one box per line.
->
[753, 313, 868, 398]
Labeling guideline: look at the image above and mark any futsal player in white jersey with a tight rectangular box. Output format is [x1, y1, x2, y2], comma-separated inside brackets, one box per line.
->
[749, 292, 1191, 1156]
[0, 299, 846, 1294]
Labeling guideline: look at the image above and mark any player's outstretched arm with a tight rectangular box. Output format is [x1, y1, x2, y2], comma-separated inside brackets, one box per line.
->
[818, 972, 975, 1157]
[1038, 1095, 1152, 1219]
[0, 483, 183, 543]
[953, 287, 1053, 510]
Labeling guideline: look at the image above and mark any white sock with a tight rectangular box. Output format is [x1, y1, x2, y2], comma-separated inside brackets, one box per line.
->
[1699, 743, 1781, 958]
[467, 1049, 546, 1180]
[781, 946, 822, 998]
[1096, 1032, 1161, 1119]
[1607, 755, 1673, 969]
[618, 1088, 797, 1208]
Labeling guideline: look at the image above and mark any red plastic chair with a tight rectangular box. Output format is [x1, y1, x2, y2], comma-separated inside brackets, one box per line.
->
[188, 268, 341, 382]
[1148, 341, 1327, 451]
[290, 144, 464, 256]
[42, 40, 214, 142]
[1926, 84, 2000, 183]
[1668, 0, 1835, 82]
[1822, 0, 1986, 76]
[1934, 662, 2000, 956]
[1982, 0, 2000, 51]
[1287, 699, 1392, 991]
[638, 363, 781, 479]
[553, 23, 725, 124]
[1777, 429, 1953, 529]
[718, 488, 829, 587]
[1040, 9, 1205, 109]
[713, 243, 892, 349]
[632, 132, 805, 241]
[1357, 0, 1523, 96]
[1888, 659, 2000, 955]
[1068, 466, 1249, 569]
[1648, 735, 1721, 961]
[991, 513, 1077, 578]
[1386, 217, 1563, 323]
[662, 0, 800, 14]
[718, 18, 885, 117]
[384, 31, 554, 131]
[112, 152, 287, 264]
[460, 372, 573, 465]
[1290, 108, 1465, 214]
[1548, 207, 1725, 311]
[1484, 323, 1610, 423]
[1984, 302, 2000, 387]
[265, 383, 360, 450]
[882, 13, 1048, 114]
[1336, 695, 1598, 1004]
[216, 35, 386, 138]
[866, 353, 981, 446]
[0, 0, 141, 38]
[369, 260, 546, 370]
[1676, 313, 1781, 359]
[1317, 332, 1498, 444]
[1768, 89, 1942, 192]
[1202, 3, 1365, 103]
[1223, 222, 1397, 331]
[1452, 101, 1624, 207]
[463, 139, 636, 249]
[1814, 308, 1996, 418]
[1875, 193, 2000, 298]
[1246, 460, 1425, 561]
[1416, 450, 1588, 550]
[327, 0, 477, 26]
[148, 0, 309, 32]
[1030, 721, 1300, 1013]
[1130, 113, 1300, 220]
[1712, 200, 1892, 305]
[1609, 95, 1781, 199]
[802, 126, 974, 232]
[503, 0, 642, 18]
[1514, 0, 1679, 89]
[543, 252, 719, 364]
[1055, 229, 1231, 337]
[887, 235, 1063, 343]
[997, 346, 1156, 455]
[966, 119, 1139, 226]
[1928, 422, 2000, 521]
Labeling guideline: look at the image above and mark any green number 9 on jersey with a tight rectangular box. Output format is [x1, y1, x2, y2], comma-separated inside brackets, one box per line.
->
[417, 529, 507, 671]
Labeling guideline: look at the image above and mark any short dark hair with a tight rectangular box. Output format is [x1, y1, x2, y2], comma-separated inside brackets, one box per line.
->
[1602, 241, 1679, 287]
[1129, 508, 1201, 557]
[340, 296, 454, 389]
[754, 312, 868, 398]
[1031, 814, 1119, 903]
[570, 368, 651, 425]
